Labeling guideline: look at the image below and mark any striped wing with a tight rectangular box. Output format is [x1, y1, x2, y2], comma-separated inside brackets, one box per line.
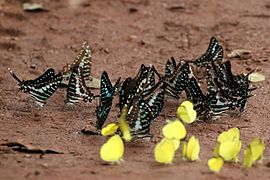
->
[8, 68, 62, 106]
[165, 63, 191, 99]
[193, 37, 223, 67]
[60, 41, 92, 87]
[165, 57, 177, 78]
[128, 99, 154, 138]
[95, 71, 121, 130]
[142, 65, 156, 97]
[127, 85, 165, 138]
[185, 77, 208, 115]
[65, 67, 94, 105]
[25, 68, 57, 87]
[144, 83, 165, 119]
[65, 68, 81, 104]
[27, 75, 62, 106]
[119, 65, 156, 109]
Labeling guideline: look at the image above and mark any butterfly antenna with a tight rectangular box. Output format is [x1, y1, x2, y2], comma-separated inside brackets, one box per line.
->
[151, 65, 162, 80]
[248, 86, 257, 92]
[8, 68, 22, 84]
[245, 69, 255, 80]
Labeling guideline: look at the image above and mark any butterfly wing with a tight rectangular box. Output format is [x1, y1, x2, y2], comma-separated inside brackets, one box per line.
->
[165, 63, 191, 99]
[165, 57, 177, 78]
[65, 68, 81, 104]
[60, 41, 92, 87]
[142, 66, 156, 97]
[193, 37, 222, 67]
[96, 72, 121, 130]
[128, 99, 154, 138]
[24, 68, 57, 87]
[27, 74, 62, 106]
[9, 68, 62, 106]
[185, 77, 208, 115]
[144, 84, 165, 119]
[95, 71, 114, 129]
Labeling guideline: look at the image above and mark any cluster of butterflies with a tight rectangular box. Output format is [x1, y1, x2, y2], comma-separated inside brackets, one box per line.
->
[8, 37, 255, 138]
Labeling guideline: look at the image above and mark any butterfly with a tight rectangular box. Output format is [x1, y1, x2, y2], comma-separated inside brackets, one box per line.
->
[182, 136, 200, 161]
[162, 120, 187, 140]
[154, 138, 176, 164]
[207, 61, 254, 112]
[126, 84, 165, 138]
[8, 68, 62, 106]
[60, 41, 93, 88]
[186, 77, 232, 118]
[119, 64, 156, 110]
[65, 66, 95, 105]
[177, 101, 197, 123]
[243, 138, 265, 168]
[100, 134, 124, 163]
[96, 71, 121, 130]
[208, 157, 224, 173]
[153, 58, 191, 99]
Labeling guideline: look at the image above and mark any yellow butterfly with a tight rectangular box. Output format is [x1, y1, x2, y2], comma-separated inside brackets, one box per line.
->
[162, 120, 186, 140]
[186, 136, 200, 161]
[208, 157, 224, 173]
[216, 127, 241, 162]
[100, 135, 124, 163]
[181, 136, 200, 161]
[154, 138, 175, 164]
[243, 138, 265, 168]
[177, 101, 197, 123]
[101, 123, 119, 136]
[118, 106, 132, 142]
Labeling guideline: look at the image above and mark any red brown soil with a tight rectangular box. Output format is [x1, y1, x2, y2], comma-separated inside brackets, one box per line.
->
[0, 0, 270, 179]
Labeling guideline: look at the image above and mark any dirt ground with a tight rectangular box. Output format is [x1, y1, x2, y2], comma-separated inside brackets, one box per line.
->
[0, 0, 270, 179]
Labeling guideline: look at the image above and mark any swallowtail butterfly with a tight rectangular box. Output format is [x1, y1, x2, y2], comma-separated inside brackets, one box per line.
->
[96, 71, 121, 130]
[207, 61, 254, 112]
[65, 67, 95, 105]
[126, 83, 165, 138]
[119, 64, 156, 110]
[60, 41, 93, 88]
[8, 68, 62, 106]
[153, 59, 191, 99]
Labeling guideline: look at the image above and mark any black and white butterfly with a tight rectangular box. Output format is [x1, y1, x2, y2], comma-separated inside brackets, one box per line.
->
[8, 68, 62, 106]
[60, 41, 93, 88]
[65, 67, 95, 105]
[207, 61, 255, 112]
[186, 76, 250, 119]
[119, 64, 156, 110]
[126, 83, 165, 138]
[96, 71, 121, 130]
[153, 58, 191, 99]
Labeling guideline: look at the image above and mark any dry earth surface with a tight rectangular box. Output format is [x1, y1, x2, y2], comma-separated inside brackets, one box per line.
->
[0, 0, 270, 179]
